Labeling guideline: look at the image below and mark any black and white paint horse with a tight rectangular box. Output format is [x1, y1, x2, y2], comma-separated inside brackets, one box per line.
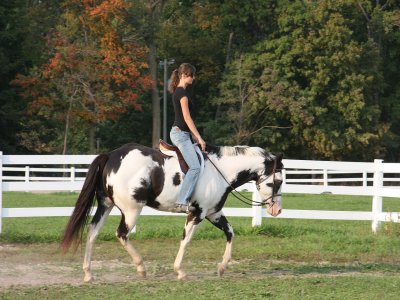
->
[61, 142, 283, 281]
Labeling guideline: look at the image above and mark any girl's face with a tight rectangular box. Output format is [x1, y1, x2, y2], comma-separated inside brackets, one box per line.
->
[182, 73, 195, 85]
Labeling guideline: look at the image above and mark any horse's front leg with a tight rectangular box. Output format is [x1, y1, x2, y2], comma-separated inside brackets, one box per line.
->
[174, 213, 202, 280]
[206, 212, 234, 277]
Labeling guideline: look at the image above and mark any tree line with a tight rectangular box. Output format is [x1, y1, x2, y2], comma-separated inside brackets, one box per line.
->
[1, 0, 399, 161]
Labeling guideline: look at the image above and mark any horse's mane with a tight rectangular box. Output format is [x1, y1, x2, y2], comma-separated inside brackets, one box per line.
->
[207, 145, 274, 160]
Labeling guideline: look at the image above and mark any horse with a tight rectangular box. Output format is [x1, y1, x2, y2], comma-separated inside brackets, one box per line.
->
[61, 142, 283, 281]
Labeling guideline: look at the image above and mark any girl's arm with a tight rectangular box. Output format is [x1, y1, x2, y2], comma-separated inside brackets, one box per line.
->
[180, 96, 206, 151]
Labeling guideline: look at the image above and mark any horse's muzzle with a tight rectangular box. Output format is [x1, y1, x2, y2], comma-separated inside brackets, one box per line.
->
[266, 202, 282, 217]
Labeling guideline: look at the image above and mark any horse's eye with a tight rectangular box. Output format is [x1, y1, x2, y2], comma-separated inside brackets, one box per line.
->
[267, 183, 274, 187]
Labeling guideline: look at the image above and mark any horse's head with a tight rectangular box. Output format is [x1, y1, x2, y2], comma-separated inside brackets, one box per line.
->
[256, 153, 283, 217]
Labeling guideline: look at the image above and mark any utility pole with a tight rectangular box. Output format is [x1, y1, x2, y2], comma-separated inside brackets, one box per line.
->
[159, 59, 175, 141]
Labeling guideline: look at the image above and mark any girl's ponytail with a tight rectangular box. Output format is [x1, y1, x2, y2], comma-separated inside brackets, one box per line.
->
[168, 69, 180, 93]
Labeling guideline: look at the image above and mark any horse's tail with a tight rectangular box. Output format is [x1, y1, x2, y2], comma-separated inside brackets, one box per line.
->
[60, 154, 109, 253]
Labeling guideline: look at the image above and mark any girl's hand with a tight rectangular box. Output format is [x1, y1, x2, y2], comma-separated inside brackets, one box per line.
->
[197, 137, 206, 151]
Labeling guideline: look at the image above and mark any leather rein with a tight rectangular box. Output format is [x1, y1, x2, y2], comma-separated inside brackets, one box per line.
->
[204, 153, 282, 207]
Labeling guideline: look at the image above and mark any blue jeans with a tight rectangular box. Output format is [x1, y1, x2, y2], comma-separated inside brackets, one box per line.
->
[170, 126, 201, 205]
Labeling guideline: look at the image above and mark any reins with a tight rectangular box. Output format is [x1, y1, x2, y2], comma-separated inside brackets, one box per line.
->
[203, 152, 281, 207]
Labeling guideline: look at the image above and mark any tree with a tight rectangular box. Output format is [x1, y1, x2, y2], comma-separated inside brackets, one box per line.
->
[0, 0, 59, 153]
[12, 0, 151, 154]
[213, 0, 390, 160]
[156, 0, 241, 141]
[356, 0, 400, 160]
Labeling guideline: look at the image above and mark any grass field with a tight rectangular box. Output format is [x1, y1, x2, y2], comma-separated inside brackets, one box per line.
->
[1, 192, 400, 299]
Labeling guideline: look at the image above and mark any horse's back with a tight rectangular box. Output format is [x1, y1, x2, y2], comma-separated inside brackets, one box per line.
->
[104, 143, 167, 176]
[102, 142, 181, 211]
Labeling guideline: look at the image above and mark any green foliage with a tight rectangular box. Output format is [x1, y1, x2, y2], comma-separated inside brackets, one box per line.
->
[97, 94, 153, 149]
[1, 0, 400, 161]
[0, 1, 59, 153]
[211, 0, 397, 160]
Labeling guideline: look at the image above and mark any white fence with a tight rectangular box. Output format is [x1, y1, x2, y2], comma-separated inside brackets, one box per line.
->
[0, 152, 399, 234]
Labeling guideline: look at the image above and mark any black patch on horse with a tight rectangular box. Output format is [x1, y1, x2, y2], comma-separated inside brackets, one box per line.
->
[91, 202, 107, 225]
[234, 146, 250, 156]
[104, 143, 170, 176]
[132, 179, 149, 203]
[107, 185, 114, 201]
[206, 215, 233, 243]
[117, 212, 129, 241]
[150, 166, 165, 204]
[205, 145, 259, 158]
[131, 167, 164, 209]
[263, 153, 283, 176]
[139, 145, 170, 166]
[205, 144, 222, 158]
[182, 205, 203, 240]
[104, 143, 141, 175]
[230, 170, 257, 189]
[213, 170, 257, 212]
[172, 172, 181, 186]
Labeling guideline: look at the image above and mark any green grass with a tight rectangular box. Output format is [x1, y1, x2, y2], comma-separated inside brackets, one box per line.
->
[2, 276, 400, 300]
[1, 192, 400, 244]
[2, 192, 78, 208]
[3, 191, 400, 211]
[1, 192, 400, 299]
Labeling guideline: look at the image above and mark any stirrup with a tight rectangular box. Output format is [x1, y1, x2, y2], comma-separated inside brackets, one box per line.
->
[173, 204, 188, 213]
[173, 204, 195, 213]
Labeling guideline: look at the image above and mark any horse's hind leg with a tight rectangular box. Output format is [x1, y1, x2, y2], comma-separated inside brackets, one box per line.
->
[83, 203, 113, 282]
[115, 208, 146, 278]
[206, 212, 234, 277]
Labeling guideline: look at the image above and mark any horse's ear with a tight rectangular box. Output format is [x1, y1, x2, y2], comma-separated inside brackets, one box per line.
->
[277, 153, 284, 161]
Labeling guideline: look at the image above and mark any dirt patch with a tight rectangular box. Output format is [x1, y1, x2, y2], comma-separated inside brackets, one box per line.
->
[0, 241, 397, 290]
[0, 242, 145, 288]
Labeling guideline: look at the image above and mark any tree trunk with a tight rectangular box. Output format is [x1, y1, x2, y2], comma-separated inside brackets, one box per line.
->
[89, 127, 96, 153]
[149, 42, 160, 148]
[62, 94, 74, 155]
[215, 31, 234, 120]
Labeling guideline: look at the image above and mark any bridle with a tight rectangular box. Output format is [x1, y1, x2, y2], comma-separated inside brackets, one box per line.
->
[204, 153, 282, 207]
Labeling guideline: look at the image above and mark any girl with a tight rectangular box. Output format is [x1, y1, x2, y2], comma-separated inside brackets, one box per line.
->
[168, 63, 206, 213]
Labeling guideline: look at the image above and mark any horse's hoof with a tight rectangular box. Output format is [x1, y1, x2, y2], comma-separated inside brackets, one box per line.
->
[83, 275, 93, 283]
[217, 263, 225, 277]
[177, 272, 188, 280]
[138, 271, 147, 278]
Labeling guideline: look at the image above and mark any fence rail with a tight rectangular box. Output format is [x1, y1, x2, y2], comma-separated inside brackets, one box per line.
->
[1, 152, 399, 234]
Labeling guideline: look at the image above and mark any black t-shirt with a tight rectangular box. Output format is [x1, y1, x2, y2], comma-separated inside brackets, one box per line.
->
[172, 87, 193, 132]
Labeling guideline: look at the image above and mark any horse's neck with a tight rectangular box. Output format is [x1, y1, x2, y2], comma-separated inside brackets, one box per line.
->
[208, 153, 263, 183]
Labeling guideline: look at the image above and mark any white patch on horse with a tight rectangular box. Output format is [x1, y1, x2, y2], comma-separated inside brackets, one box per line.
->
[108, 149, 155, 211]
[154, 157, 183, 210]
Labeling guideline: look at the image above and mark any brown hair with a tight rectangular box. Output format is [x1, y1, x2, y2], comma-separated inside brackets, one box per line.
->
[168, 63, 196, 93]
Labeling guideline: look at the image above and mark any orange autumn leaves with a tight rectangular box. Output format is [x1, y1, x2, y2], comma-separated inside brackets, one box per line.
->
[13, 0, 152, 123]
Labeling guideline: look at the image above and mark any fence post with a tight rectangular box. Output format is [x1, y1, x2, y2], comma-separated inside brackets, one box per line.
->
[323, 169, 328, 186]
[252, 182, 262, 226]
[372, 159, 383, 233]
[0, 151, 3, 234]
[70, 166, 75, 182]
[362, 171, 367, 187]
[25, 166, 30, 182]
[282, 168, 286, 184]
